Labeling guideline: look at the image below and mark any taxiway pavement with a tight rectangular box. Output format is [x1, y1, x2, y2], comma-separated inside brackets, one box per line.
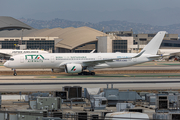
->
[0, 76, 180, 91]
[0, 61, 180, 91]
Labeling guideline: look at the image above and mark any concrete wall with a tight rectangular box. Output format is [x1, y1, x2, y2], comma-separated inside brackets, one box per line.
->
[2, 95, 27, 100]
[107, 36, 113, 53]
[97, 35, 133, 53]
[97, 36, 108, 53]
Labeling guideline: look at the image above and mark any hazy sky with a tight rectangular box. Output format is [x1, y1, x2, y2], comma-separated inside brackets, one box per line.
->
[1, 0, 180, 25]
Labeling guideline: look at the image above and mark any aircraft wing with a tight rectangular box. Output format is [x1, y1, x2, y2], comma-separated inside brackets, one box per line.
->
[156, 52, 180, 59]
[59, 50, 145, 67]
[147, 54, 172, 59]
[158, 49, 180, 57]
[59, 57, 132, 67]
[0, 52, 11, 57]
[82, 58, 127, 66]
[169, 52, 180, 56]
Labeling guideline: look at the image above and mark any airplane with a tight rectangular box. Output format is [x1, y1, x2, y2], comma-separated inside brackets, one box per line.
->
[0, 49, 49, 61]
[157, 49, 180, 61]
[4, 31, 166, 76]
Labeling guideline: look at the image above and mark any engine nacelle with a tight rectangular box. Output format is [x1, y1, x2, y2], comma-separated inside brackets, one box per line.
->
[51, 68, 64, 73]
[65, 64, 82, 73]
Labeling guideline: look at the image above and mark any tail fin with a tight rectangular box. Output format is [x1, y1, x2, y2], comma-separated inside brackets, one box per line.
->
[142, 31, 166, 55]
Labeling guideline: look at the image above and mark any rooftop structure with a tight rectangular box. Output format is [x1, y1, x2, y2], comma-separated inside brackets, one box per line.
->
[0, 16, 33, 31]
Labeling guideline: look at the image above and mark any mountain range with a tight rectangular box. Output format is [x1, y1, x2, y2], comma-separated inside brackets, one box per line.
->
[18, 18, 180, 35]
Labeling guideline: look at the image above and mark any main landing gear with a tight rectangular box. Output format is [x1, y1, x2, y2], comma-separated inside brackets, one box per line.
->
[13, 69, 17, 76]
[78, 71, 95, 75]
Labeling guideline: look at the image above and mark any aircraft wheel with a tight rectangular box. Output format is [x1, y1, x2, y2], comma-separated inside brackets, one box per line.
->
[85, 72, 89, 75]
[78, 73, 82, 75]
[91, 72, 95, 75]
[82, 72, 88, 75]
[13, 73, 17, 76]
[13, 69, 17, 76]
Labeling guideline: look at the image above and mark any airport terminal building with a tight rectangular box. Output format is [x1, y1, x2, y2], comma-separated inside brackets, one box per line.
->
[0, 16, 180, 53]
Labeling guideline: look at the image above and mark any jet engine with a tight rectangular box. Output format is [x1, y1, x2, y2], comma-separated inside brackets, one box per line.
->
[65, 64, 83, 73]
[51, 68, 64, 73]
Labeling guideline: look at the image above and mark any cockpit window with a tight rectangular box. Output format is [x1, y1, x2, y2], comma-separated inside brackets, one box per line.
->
[9, 58, 14, 61]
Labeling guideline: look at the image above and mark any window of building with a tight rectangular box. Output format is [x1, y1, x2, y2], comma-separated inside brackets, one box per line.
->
[163, 43, 172, 47]
[133, 34, 138, 37]
[160, 40, 180, 48]
[148, 34, 155, 37]
[133, 40, 138, 45]
[1, 41, 19, 49]
[139, 38, 147, 41]
[170, 38, 178, 40]
[173, 44, 180, 47]
[112, 40, 127, 53]
[2, 40, 54, 52]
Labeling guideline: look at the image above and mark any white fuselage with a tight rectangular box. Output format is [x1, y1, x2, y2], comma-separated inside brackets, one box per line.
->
[4, 53, 153, 69]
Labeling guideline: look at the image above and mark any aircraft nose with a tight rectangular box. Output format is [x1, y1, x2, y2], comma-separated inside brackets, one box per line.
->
[3, 62, 9, 67]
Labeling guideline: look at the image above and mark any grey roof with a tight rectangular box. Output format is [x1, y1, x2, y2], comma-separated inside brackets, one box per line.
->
[0, 26, 105, 50]
[0, 16, 33, 30]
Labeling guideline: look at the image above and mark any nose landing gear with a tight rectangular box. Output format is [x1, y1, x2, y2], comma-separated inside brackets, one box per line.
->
[13, 69, 17, 76]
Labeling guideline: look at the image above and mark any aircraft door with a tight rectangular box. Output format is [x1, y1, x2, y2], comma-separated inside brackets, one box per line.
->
[51, 56, 54, 63]
[20, 56, 24, 63]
